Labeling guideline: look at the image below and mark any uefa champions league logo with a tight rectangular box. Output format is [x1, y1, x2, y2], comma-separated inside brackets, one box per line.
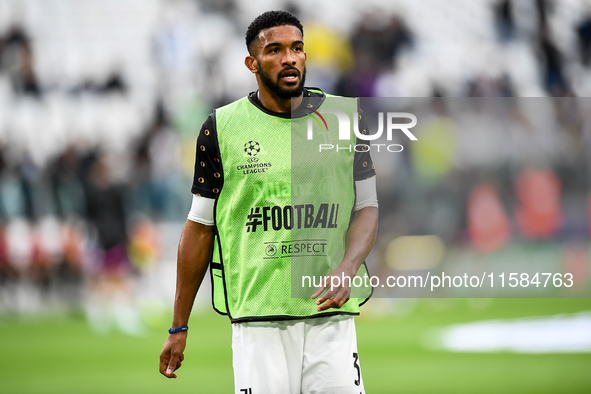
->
[238, 141, 271, 175]
[244, 141, 261, 157]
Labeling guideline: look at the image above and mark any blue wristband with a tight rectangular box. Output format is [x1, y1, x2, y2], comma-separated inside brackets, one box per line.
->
[168, 326, 188, 334]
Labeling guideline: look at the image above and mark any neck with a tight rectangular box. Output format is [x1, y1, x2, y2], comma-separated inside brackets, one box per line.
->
[257, 84, 304, 113]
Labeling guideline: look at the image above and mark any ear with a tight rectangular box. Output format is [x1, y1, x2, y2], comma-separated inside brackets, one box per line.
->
[245, 56, 258, 74]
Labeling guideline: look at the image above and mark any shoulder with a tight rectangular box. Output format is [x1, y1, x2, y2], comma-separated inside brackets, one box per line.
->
[216, 96, 251, 114]
[305, 87, 325, 98]
[320, 90, 358, 105]
[213, 96, 255, 130]
[318, 92, 359, 113]
[321, 90, 355, 100]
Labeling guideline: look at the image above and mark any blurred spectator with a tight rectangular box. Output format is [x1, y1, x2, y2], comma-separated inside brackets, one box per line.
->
[335, 62, 379, 98]
[532, 0, 572, 96]
[301, 21, 354, 93]
[468, 184, 511, 252]
[494, 0, 516, 42]
[576, 13, 591, 67]
[0, 152, 30, 220]
[350, 14, 412, 71]
[84, 154, 129, 265]
[537, 32, 572, 96]
[128, 216, 161, 271]
[199, 0, 237, 17]
[100, 71, 127, 95]
[377, 16, 413, 68]
[467, 74, 516, 97]
[410, 102, 457, 187]
[0, 24, 40, 97]
[83, 154, 144, 335]
[56, 219, 85, 307]
[0, 224, 11, 286]
[515, 168, 563, 239]
[337, 13, 413, 97]
[535, 0, 554, 32]
[50, 145, 86, 219]
[130, 103, 183, 219]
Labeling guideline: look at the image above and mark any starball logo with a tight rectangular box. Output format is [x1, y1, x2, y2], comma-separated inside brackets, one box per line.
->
[236, 140, 272, 175]
[306, 109, 418, 153]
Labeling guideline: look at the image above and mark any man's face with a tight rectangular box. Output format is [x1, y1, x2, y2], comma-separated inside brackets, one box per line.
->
[251, 25, 307, 99]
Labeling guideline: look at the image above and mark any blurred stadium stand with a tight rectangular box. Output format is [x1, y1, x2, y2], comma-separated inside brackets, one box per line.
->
[0, 0, 590, 322]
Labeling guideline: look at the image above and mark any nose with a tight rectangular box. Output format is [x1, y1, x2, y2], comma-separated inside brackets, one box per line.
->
[281, 50, 296, 66]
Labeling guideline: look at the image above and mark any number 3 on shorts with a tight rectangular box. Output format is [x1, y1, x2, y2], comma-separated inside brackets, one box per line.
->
[353, 352, 361, 386]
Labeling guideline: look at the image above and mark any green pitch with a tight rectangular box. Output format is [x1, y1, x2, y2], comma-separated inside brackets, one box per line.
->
[1, 299, 590, 393]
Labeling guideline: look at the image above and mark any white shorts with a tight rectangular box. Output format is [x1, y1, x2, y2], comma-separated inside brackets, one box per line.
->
[231, 315, 365, 394]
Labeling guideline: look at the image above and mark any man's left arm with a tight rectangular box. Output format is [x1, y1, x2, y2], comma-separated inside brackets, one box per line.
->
[311, 205, 378, 311]
[311, 106, 378, 311]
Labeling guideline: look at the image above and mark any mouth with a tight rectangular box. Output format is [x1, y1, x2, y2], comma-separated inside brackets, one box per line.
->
[280, 69, 300, 83]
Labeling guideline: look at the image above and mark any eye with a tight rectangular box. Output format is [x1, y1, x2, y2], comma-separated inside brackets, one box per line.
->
[294, 46, 303, 52]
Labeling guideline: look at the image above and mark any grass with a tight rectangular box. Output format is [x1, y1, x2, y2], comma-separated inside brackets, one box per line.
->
[0, 298, 590, 393]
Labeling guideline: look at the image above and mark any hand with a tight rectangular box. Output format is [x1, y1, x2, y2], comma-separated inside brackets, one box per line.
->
[159, 332, 187, 378]
[310, 264, 355, 312]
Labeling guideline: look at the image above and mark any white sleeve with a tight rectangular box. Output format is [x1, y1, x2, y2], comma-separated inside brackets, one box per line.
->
[354, 176, 379, 211]
[187, 194, 215, 226]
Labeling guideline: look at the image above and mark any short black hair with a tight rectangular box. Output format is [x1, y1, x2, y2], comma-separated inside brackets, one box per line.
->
[245, 10, 303, 55]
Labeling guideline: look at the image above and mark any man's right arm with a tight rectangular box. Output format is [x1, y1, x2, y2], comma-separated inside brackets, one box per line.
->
[159, 219, 214, 378]
[160, 113, 220, 378]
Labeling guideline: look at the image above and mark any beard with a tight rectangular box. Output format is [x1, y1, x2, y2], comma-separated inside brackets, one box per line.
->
[257, 64, 307, 99]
